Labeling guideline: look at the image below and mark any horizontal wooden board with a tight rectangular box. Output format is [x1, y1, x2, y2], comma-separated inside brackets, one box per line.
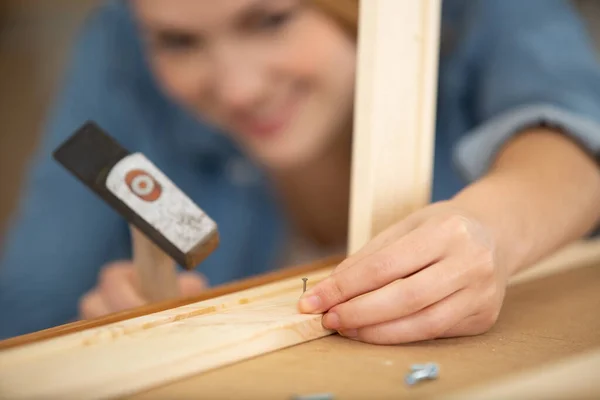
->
[0, 255, 342, 351]
[0, 268, 336, 399]
[128, 240, 600, 399]
[1, 241, 599, 399]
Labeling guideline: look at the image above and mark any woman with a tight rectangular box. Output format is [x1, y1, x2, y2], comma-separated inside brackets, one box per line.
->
[1, 0, 600, 343]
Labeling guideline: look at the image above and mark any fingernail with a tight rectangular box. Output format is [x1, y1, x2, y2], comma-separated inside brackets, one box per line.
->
[322, 312, 340, 330]
[339, 329, 358, 338]
[299, 295, 321, 313]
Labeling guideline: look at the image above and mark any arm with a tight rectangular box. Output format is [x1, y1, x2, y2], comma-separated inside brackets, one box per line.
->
[0, 3, 145, 339]
[298, 0, 600, 344]
[453, 127, 600, 277]
[451, 0, 600, 275]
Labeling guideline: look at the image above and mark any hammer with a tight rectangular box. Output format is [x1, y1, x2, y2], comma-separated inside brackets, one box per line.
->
[52, 121, 219, 302]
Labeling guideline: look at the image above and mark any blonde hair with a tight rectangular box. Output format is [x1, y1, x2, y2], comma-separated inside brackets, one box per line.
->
[309, 0, 359, 38]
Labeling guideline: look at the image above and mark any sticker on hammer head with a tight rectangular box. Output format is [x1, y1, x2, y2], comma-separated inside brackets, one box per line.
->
[106, 153, 217, 254]
[125, 169, 162, 202]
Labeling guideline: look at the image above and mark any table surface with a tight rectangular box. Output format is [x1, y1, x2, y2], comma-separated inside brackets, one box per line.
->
[122, 241, 600, 400]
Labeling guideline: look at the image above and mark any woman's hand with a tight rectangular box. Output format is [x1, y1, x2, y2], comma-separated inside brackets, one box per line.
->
[298, 200, 509, 344]
[79, 261, 208, 320]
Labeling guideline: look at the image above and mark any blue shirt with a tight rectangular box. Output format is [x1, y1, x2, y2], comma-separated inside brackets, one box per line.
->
[2, 0, 600, 339]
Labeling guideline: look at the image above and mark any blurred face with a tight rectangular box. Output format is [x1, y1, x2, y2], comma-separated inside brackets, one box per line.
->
[132, 0, 356, 171]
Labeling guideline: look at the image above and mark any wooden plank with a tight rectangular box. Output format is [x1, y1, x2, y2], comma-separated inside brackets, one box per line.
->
[0, 2, 443, 397]
[2, 240, 597, 399]
[0, 268, 337, 399]
[0, 254, 342, 351]
[348, 0, 440, 253]
[126, 240, 600, 399]
[1, 244, 598, 400]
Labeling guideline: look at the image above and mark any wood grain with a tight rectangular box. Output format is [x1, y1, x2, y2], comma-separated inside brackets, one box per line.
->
[127, 240, 600, 400]
[348, 0, 440, 254]
[1, 241, 599, 399]
[0, 254, 343, 351]
[0, 267, 337, 399]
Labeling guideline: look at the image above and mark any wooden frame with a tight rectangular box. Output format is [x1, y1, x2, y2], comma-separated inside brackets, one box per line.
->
[3, 0, 599, 398]
[125, 240, 600, 399]
[0, 255, 342, 352]
[0, 0, 445, 398]
[0, 264, 337, 399]
[3, 240, 599, 399]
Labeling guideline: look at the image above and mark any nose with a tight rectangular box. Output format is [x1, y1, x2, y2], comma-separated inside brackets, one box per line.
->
[213, 45, 267, 114]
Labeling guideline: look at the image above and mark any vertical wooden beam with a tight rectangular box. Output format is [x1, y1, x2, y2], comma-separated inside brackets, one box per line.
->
[348, 0, 442, 254]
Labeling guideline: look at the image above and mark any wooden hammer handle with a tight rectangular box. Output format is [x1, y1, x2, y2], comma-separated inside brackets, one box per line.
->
[130, 226, 179, 302]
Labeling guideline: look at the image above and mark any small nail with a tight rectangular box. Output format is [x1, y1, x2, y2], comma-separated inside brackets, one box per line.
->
[322, 312, 340, 329]
[299, 295, 321, 313]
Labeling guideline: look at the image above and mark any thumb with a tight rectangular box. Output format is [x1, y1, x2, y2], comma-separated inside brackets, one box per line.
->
[179, 272, 209, 296]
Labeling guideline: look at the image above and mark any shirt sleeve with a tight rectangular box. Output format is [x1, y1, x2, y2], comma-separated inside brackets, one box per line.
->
[0, 3, 144, 339]
[452, 0, 600, 182]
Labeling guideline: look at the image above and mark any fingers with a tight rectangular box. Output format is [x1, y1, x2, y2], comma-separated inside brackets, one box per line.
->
[179, 272, 209, 296]
[339, 289, 475, 345]
[80, 261, 210, 321]
[335, 211, 425, 273]
[99, 262, 145, 312]
[439, 309, 500, 338]
[338, 202, 452, 273]
[322, 258, 469, 330]
[79, 290, 111, 320]
[298, 223, 446, 314]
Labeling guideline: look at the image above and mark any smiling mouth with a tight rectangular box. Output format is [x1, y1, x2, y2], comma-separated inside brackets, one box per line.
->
[234, 94, 301, 140]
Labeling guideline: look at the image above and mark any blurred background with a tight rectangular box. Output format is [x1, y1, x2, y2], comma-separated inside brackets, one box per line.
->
[0, 0, 100, 245]
[0, 0, 599, 246]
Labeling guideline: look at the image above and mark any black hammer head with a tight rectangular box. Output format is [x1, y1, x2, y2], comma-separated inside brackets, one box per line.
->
[53, 121, 219, 269]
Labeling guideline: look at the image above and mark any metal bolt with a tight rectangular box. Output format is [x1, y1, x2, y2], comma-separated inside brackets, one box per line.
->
[302, 277, 308, 293]
[405, 363, 439, 386]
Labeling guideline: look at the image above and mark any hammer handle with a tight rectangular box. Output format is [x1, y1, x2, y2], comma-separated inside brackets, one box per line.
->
[130, 226, 179, 302]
